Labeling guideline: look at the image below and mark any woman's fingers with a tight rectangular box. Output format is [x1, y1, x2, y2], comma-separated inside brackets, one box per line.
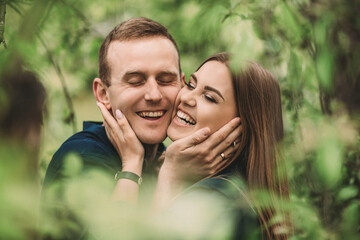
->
[176, 117, 240, 152]
[114, 109, 137, 139]
[212, 142, 239, 172]
[210, 124, 242, 159]
[206, 117, 241, 149]
[173, 127, 211, 150]
[103, 121, 113, 140]
[96, 102, 119, 131]
[96, 102, 136, 140]
[200, 118, 242, 176]
[96, 102, 126, 148]
[166, 117, 241, 174]
[96, 102, 120, 142]
[214, 155, 232, 174]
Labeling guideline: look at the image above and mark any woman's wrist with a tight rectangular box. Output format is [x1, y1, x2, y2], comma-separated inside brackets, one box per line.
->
[151, 167, 187, 213]
[121, 156, 144, 176]
[158, 166, 185, 190]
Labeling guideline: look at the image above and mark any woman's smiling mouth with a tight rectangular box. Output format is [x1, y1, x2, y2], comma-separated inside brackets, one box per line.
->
[176, 110, 196, 125]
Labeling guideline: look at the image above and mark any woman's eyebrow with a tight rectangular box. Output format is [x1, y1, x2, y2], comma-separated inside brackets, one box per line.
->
[191, 73, 224, 100]
[190, 74, 198, 83]
[204, 86, 224, 100]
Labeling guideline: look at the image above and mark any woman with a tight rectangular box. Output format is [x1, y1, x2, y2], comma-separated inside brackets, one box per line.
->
[98, 52, 289, 239]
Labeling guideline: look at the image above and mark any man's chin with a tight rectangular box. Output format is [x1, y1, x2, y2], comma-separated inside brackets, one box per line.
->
[137, 134, 167, 145]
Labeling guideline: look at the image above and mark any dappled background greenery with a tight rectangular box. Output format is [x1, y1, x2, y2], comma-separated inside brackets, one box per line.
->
[0, 0, 359, 239]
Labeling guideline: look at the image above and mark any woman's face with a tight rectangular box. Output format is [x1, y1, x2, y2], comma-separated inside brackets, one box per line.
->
[167, 60, 238, 141]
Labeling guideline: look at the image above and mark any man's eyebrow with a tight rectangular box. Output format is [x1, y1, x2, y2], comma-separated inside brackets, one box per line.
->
[123, 71, 178, 79]
[123, 71, 146, 78]
[157, 71, 178, 78]
[191, 74, 224, 100]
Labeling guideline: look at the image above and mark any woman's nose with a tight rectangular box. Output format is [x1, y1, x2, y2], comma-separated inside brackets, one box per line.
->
[180, 90, 196, 107]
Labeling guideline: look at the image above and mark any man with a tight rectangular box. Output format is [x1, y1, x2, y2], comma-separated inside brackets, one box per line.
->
[42, 17, 184, 239]
[43, 17, 182, 190]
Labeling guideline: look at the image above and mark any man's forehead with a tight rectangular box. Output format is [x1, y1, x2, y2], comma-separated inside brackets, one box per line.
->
[107, 38, 180, 75]
[107, 37, 179, 60]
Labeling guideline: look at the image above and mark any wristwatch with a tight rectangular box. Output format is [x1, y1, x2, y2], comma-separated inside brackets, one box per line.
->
[114, 171, 142, 185]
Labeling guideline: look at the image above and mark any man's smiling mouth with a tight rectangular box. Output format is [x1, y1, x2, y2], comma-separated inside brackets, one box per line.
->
[137, 111, 165, 119]
[176, 110, 196, 125]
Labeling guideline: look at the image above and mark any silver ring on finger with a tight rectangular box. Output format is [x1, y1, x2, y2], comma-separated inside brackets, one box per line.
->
[220, 152, 225, 160]
[232, 141, 236, 147]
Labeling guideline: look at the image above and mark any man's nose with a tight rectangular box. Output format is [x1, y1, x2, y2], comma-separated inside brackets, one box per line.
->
[144, 79, 162, 102]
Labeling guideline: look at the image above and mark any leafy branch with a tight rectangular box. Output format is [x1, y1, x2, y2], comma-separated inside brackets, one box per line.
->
[38, 34, 77, 132]
[0, 0, 6, 48]
[3, 0, 78, 132]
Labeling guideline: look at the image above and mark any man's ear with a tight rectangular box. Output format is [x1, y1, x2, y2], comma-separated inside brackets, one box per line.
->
[93, 78, 111, 110]
[181, 72, 186, 87]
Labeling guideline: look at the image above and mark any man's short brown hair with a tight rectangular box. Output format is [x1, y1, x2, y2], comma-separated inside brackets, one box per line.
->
[98, 17, 181, 86]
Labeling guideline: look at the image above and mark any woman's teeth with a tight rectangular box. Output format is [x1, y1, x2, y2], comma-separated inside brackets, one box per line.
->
[176, 110, 196, 125]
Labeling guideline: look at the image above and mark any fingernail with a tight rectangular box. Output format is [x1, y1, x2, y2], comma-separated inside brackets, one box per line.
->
[202, 127, 210, 136]
[116, 109, 123, 119]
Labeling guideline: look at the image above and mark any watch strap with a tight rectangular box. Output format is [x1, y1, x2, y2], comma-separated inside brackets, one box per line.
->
[114, 171, 142, 185]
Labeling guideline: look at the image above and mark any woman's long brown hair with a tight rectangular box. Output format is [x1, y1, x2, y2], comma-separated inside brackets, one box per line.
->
[198, 53, 290, 239]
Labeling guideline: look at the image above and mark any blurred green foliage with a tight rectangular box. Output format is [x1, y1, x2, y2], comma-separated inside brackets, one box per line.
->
[0, 0, 359, 239]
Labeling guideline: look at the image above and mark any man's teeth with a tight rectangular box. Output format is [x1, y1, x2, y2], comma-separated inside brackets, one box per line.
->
[176, 110, 196, 125]
[138, 111, 164, 118]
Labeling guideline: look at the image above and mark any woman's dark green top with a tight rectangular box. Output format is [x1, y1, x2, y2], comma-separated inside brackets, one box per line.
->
[162, 175, 261, 239]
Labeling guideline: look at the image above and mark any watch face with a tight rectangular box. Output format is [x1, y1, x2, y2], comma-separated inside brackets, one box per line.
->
[114, 172, 121, 181]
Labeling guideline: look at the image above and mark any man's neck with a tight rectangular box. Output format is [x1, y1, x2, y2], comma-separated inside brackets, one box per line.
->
[143, 143, 159, 168]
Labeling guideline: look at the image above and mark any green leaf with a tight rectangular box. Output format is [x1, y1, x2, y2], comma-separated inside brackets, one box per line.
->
[341, 201, 360, 238]
[337, 186, 359, 202]
[315, 135, 343, 188]
[314, 15, 334, 91]
[62, 152, 83, 177]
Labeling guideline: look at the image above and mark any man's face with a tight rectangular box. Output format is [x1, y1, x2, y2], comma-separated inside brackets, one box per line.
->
[105, 37, 181, 144]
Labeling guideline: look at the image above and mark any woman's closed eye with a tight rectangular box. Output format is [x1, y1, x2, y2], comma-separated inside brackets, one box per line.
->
[185, 79, 196, 89]
[204, 94, 217, 103]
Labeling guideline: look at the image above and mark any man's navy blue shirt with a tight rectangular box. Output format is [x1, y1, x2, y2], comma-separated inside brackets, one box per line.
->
[42, 121, 122, 188]
[41, 121, 165, 239]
